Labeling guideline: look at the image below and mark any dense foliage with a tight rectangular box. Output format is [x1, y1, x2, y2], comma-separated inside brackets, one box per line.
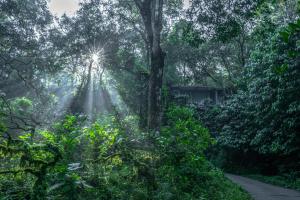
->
[0, 101, 251, 199]
[199, 1, 300, 180]
[218, 19, 300, 158]
[1, 0, 299, 199]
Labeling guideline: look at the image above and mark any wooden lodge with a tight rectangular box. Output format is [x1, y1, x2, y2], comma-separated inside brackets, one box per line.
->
[169, 85, 225, 108]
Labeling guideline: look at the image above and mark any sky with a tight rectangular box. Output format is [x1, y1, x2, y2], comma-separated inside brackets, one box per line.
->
[183, 0, 191, 9]
[48, 0, 191, 16]
[48, 0, 80, 16]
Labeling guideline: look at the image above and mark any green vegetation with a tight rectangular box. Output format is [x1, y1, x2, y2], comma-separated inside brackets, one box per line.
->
[0, 102, 250, 199]
[1, 0, 299, 199]
[246, 174, 300, 191]
[198, 0, 300, 189]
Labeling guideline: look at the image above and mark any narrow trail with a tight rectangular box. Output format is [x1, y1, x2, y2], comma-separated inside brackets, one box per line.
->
[226, 174, 300, 200]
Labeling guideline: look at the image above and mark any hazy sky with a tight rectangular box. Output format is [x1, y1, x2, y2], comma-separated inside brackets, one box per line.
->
[48, 0, 190, 16]
[48, 0, 80, 16]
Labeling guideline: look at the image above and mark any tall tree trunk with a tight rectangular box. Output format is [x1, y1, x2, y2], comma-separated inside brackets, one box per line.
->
[134, 0, 165, 131]
[138, 73, 148, 129]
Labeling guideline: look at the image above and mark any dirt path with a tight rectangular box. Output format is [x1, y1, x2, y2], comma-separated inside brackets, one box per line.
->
[226, 174, 300, 200]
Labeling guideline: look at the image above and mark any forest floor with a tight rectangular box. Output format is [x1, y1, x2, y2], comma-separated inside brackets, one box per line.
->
[225, 174, 300, 200]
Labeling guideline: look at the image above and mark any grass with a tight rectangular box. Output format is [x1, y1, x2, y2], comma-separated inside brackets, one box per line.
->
[245, 174, 300, 191]
[197, 169, 253, 200]
[221, 175, 253, 200]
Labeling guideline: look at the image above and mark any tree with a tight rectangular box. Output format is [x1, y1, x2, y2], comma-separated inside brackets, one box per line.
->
[133, 0, 165, 131]
[0, 0, 56, 99]
[208, 0, 300, 174]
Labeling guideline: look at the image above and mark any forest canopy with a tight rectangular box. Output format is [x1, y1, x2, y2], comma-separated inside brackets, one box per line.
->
[0, 0, 299, 199]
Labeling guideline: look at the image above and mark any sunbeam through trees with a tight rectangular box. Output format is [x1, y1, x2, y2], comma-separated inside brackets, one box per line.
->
[0, 0, 299, 199]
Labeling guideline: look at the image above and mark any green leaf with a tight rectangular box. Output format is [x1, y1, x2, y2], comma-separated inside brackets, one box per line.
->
[279, 31, 290, 43]
[273, 64, 288, 75]
[287, 50, 297, 58]
[19, 133, 32, 141]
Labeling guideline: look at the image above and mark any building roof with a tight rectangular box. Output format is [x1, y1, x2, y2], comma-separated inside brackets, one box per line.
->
[170, 85, 224, 92]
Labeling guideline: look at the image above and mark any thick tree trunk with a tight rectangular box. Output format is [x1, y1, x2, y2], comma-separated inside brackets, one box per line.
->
[138, 73, 148, 129]
[134, 0, 165, 131]
[148, 42, 164, 130]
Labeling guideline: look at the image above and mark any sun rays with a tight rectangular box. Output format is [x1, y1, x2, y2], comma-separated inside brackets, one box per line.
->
[43, 45, 132, 125]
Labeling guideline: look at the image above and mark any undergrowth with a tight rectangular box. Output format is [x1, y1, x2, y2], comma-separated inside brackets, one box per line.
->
[0, 103, 251, 199]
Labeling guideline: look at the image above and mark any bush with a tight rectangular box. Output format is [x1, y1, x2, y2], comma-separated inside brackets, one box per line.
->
[154, 106, 250, 200]
[202, 19, 300, 176]
[0, 106, 251, 199]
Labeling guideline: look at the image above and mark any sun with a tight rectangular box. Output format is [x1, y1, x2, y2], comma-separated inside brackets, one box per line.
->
[92, 53, 99, 63]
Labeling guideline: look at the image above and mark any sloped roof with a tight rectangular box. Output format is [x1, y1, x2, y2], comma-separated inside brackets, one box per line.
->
[170, 85, 223, 92]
